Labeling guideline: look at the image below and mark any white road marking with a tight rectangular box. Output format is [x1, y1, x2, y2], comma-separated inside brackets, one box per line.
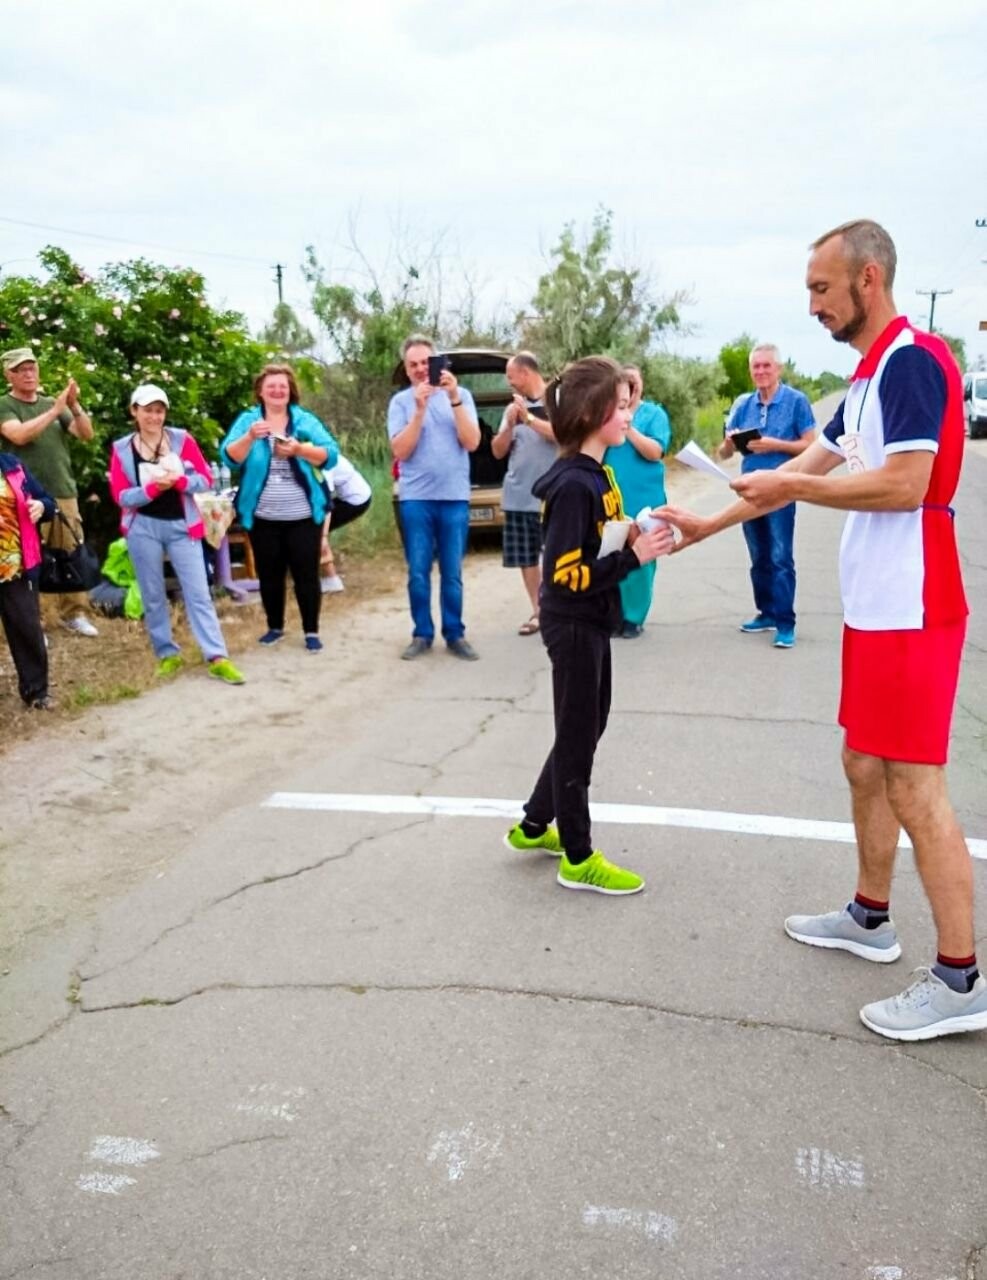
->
[795, 1146, 865, 1189]
[426, 1123, 503, 1182]
[233, 1084, 304, 1123]
[88, 1136, 160, 1167]
[76, 1171, 137, 1195]
[582, 1204, 678, 1244]
[263, 792, 987, 860]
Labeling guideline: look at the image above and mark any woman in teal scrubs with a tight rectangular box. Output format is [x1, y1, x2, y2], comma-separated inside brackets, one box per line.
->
[603, 365, 672, 638]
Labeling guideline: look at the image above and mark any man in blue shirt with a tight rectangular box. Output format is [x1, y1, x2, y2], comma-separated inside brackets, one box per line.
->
[718, 344, 816, 647]
[388, 335, 481, 660]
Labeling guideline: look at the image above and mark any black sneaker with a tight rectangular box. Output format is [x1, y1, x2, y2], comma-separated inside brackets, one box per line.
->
[620, 622, 643, 639]
[447, 638, 479, 661]
[401, 637, 432, 660]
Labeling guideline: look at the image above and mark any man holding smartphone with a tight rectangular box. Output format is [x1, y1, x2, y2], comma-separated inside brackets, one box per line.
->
[717, 343, 816, 648]
[387, 334, 481, 660]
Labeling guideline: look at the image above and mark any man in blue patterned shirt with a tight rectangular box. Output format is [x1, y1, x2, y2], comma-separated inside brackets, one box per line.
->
[718, 344, 816, 648]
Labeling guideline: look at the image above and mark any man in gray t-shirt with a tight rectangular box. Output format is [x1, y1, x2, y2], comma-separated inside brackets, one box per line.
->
[491, 352, 557, 635]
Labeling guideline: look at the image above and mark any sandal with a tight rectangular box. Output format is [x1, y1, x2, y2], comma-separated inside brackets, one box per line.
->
[518, 615, 540, 636]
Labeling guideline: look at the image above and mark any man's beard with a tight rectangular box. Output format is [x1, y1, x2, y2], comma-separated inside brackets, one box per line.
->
[830, 283, 867, 344]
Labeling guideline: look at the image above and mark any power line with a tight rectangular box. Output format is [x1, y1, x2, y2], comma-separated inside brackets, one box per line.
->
[916, 287, 953, 333]
[0, 214, 272, 266]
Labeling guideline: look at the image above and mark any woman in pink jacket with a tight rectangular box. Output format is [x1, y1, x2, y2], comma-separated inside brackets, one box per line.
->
[109, 383, 244, 685]
[0, 451, 55, 709]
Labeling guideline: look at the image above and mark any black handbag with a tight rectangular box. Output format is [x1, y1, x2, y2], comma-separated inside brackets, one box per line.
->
[38, 509, 102, 594]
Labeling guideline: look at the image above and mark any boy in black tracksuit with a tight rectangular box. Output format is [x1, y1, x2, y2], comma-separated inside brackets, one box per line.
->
[503, 359, 671, 894]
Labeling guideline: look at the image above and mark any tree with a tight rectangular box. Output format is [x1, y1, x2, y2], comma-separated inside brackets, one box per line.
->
[717, 335, 757, 402]
[259, 302, 315, 358]
[642, 353, 725, 451]
[939, 332, 967, 372]
[0, 246, 294, 507]
[520, 209, 685, 371]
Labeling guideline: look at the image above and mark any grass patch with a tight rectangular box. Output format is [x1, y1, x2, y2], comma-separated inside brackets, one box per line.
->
[693, 397, 731, 456]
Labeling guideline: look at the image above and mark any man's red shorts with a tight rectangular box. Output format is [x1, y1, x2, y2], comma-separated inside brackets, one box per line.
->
[839, 621, 967, 765]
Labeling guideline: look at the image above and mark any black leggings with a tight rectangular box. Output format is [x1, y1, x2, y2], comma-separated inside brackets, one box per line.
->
[0, 575, 48, 704]
[328, 496, 371, 533]
[522, 614, 612, 862]
[248, 517, 322, 634]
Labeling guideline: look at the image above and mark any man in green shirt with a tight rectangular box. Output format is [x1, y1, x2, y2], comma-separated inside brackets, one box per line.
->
[0, 347, 99, 635]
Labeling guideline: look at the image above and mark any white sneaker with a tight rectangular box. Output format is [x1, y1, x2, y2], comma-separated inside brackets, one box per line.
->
[61, 615, 99, 637]
[321, 575, 345, 594]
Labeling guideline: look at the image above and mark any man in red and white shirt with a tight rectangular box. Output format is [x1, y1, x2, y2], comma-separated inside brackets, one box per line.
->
[662, 219, 984, 1042]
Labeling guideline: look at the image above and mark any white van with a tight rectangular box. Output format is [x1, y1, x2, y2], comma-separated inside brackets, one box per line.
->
[963, 371, 987, 439]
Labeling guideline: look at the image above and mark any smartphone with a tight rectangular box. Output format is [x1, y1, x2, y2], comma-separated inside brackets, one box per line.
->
[427, 354, 449, 386]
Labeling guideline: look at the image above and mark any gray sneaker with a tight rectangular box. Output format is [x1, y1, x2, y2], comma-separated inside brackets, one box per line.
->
[784, 906, 901, 963]
[447, 638, 479, 661]
[401, 637, 432, 661]
[860, 970, 987, 1041]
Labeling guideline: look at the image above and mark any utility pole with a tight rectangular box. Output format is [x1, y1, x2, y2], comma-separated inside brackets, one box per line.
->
[273, 263, 284, 306]
[916, 287, 952, 333]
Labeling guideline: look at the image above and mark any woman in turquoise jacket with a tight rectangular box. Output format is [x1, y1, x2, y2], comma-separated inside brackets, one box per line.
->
[603, 364, 672, 638]
[222, 364, 339, 652]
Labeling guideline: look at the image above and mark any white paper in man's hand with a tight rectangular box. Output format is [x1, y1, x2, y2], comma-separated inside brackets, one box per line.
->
[675, 440, 731, 482]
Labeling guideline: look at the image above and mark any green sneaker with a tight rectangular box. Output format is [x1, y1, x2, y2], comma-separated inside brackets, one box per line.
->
[557, 850, 644, 896]
[504, 823, 565, 857]
[155, 655, 184, 679]
[208, 658, 245, 686]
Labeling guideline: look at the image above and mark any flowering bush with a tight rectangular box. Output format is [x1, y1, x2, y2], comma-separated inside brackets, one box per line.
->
[0, 246, 317, 505]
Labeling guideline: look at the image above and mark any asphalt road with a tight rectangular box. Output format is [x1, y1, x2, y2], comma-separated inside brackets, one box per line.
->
[2, 441, 986, 1280]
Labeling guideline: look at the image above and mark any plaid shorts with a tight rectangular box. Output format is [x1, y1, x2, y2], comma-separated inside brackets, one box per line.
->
[502, 509, 543, 568]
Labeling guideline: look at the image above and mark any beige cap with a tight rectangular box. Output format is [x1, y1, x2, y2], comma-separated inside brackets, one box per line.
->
[1, 347, 37, 372]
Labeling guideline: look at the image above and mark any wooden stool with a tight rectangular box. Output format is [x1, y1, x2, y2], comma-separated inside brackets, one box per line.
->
[226, 528, 257, 581]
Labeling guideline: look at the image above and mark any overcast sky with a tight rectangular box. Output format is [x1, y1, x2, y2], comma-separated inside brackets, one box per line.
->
[4, 0, 986, 377]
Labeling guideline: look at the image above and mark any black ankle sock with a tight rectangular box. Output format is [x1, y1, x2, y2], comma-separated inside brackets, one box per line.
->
[520, 818, 547, 839]
[847, 893, 890, 930]
[932, 953, 980, 994]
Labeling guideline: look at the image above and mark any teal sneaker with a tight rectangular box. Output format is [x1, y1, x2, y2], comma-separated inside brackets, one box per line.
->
[739, 615, 776, 633]
[557, 850, 644, 896]
[155, 655, 184, 678]
[773, 626, 796, 649]
[208, 657, 245, 685]
[504, 823, 564, 857]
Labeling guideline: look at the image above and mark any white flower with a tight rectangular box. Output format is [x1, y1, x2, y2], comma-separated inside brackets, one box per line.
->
[53, 318, 65, 327]
[85, 363, 96, 372]
[131, 303, 142, 312]
[94, 322, 107, 336]
[179, 334, 189, 343]
[19, 306, 29, 316]
[169, 308, 181, 319]
[112, 305, 123, 319]
[67, 345, 78, 353]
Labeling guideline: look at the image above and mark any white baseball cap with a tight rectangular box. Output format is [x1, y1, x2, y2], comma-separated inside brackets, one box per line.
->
[130, 383, 170, 408]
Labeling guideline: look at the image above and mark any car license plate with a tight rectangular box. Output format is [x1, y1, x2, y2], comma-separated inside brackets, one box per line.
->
[469, 506, 495, 523]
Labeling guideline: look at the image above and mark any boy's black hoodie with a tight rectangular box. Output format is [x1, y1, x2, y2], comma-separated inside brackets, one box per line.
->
[533, 453, 640, 635]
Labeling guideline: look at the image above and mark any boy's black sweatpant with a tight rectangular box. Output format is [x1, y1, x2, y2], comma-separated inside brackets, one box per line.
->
[523, 613, 612, 863]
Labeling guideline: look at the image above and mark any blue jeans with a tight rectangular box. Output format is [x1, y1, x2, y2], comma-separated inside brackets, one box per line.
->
[127, 516, 228, 661]
[742, 503, 796, 629]
[400, 499, 469, 643]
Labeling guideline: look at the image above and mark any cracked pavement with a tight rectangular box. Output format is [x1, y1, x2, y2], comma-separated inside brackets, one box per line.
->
[1, 450, 986, 1279]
